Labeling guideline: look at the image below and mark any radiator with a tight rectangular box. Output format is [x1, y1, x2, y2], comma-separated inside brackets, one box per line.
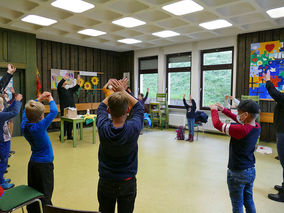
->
[169, 114, 187, 127]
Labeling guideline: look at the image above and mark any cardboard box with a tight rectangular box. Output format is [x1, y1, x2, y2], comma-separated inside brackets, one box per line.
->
[64, 107, 77, 118]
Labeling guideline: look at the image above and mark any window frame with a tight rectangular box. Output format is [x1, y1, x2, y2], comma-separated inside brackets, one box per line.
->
[200, 47, 234, 110]
[138, 55, 158, 95]
[166, 52, 192, 108]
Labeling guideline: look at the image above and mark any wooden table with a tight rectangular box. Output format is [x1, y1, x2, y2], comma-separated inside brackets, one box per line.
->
[60, 116, 96, 147]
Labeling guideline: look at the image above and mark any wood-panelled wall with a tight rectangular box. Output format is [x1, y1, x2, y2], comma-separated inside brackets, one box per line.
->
[36, 39, 134, 105]
[236, 27, 284, 142]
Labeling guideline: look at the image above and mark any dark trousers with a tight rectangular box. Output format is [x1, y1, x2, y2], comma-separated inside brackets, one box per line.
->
[0, 141, 10, 184]
[27, 161, 54, 213]
[97, 177, 137, 213]
[277, 133, 284, 184]
[60, 111, 73, 138]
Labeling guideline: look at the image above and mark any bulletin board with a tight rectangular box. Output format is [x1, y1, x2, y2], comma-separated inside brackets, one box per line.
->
[249, 40, 284, 99]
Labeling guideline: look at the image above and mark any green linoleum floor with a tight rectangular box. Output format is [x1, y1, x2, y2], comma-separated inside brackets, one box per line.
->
[7, 128, 284, 213]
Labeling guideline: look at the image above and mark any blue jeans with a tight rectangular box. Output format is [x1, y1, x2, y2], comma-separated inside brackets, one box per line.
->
[0, 141, 10, 184]
[277, 133, 284, 184]
[187, 118, 195, 135]
[227, 167, 256, 213]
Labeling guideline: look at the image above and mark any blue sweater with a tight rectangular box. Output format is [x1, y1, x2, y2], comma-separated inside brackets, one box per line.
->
[96, 102, 144, 181]
[183, 98, 196, 119]
[0, 100, 22, 142]
[21, 100, 58, 163]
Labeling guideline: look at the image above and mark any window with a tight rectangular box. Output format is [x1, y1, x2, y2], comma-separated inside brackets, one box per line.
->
[166, 52, 191, 107]
[139, 56, 158, 102]
[200, 47, 233, 108]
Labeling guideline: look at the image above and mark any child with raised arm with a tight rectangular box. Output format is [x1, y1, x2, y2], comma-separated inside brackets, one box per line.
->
[21, 92, 58, 213]
[210, 100, 261, 213]
[0, 64, 16, 93]
[0, 93, 22, 189]
[96, 79, 144, 213]
[183, 94, 196, 142]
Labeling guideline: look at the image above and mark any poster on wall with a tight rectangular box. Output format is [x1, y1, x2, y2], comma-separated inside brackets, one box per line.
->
[0, 76, 13, 100]
[51, 69, 75, 89]
[249, 40, 284, 99]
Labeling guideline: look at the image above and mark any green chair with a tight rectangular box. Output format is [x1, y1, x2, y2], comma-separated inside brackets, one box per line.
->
[0, 185, 44, 213]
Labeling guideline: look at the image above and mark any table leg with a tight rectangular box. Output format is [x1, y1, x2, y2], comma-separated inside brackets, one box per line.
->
[60, 119, 64, 143]
[73, 121, 77, 148]
[80, 122, 83, 140]
[93, 120, 96, 144]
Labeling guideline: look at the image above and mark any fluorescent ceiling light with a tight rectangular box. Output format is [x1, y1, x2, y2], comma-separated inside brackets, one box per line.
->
[118, 39, 142, 44]
[112, 17, 146, 28]
[152, 30, 180, 38]
[51, 0, 94, 13]
[21, 15, 57, 26]
[199, 19, 232, 30]
[78, 29, 106, 36]
[162, 0, 203, 16]
[266, 7, 284, 18]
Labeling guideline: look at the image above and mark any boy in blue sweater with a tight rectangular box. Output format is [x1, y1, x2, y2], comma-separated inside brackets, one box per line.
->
[210, 100, 261, 213]
[21, 92, 58, 213]
[0, 93, 22, 190]
[183, 94, 196, 142]
[96, 79, 144, 213]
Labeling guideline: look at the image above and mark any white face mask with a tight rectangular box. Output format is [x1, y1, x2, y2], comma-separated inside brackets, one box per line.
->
[237, 112, 246, 124]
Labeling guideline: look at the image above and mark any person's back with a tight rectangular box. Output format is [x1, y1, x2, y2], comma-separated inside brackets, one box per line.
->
[96, 79, 144, 213]
[21, 92, 58, 213]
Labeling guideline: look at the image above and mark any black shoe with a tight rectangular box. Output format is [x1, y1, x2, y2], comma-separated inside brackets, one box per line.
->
[9, 151, 15, 155]
[4, 170, 7, 174]
[7, 164, 10, 168]
[275, 156, 279, 160]
[268, 193, 284, 202]
[274, 185, 282, 191]
[67, 136, 73, 140]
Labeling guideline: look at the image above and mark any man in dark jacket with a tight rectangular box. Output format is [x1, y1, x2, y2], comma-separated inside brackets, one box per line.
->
[264, 70, 284, 202]
[57, 73, 80, 139]
[0, 64, 16, 94]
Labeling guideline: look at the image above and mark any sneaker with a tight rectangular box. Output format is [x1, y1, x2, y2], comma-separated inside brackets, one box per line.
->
[3, 179, 11, 183]
[1, 182, 15, 190]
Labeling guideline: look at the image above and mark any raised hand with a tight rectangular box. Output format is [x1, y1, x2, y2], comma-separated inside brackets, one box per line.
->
[7, 64, 16, 74]
[76, 74, 81, 85]
[112, 80, 124, 92]
[147, 88, 149, 92]
[183, 94, 186, 99]
[216, 103, 224, 111]
[15, 94, 23, 101]
[64, 73, 69, 80]
[10, 87, 15, 94]
[190, 95, 192, 100]
[38, 92, 51, 102]
[263, 70, 271, 82]
[209, 104, 217, 110]
[119, 78, 128, 90]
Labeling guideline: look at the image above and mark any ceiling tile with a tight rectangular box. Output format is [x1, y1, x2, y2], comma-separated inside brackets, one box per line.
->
[32, 5, 73, 20]
[213, 26, 243, 36]
[182, 11, 219, 24]
[198, 0, 239, 7]
[173, 25, 204, 34]
[216, 2, 256, 17]
[157, 18, 189, 28]
[65, 15, 101, 28]
[135, 9, 171, 22]
[133, 34, 157, 41]
[94, 23, 124, 33]
[148, 39, 174, 46]
[254, 0, 284, 10]
[0, 8, 24, 20]
[52, 22, 81, 33]
[134, 24, 165, 33]
[114, 29, 143, 37]
[10, 21, 43, 31]
[138, 0, 173, 6]
[242, 21, 278, 32]
[230, 13, 268, 25]
[38, 27, 68, 36]
[0, 17, 12, 25]
[188, 31, 217, 40]
[0, 0, 39, 12]
[108, 0, 149, 14]
[84, 7, 122, 21]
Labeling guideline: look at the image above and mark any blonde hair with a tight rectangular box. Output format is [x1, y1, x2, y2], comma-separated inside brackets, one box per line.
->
[25, 100, 45, 123]
[108, 92, 129, 118]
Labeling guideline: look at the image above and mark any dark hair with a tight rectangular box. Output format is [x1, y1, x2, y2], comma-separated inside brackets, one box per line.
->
[139, 93, 144, 98]
[108, 92, 129, 117]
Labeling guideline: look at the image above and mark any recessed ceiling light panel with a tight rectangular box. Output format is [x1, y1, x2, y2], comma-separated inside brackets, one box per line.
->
[51, 0, 94, 13]
[21, 15, 57, 26]
[78, 29, 106, 36]
[118, 39, 142, 44]
[152, 30, 180, 38]
[162, 0, 203, 16]
[199, 19, 232, 30]
[112, 17, 146, 28]
[266, 7, 284, 19]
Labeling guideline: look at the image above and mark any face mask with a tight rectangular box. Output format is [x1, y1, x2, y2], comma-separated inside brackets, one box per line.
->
[237, 112, 246, 124]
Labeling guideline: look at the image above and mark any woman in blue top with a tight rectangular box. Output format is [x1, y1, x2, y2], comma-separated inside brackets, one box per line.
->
[183, 94, 196, 142]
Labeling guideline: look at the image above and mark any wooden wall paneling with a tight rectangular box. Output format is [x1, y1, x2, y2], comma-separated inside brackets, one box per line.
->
[7, 31, 26, 63]
[0, 31, 8, 62]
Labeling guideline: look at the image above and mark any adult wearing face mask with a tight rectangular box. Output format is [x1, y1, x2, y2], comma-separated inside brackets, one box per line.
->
[57, 73, 81, 140]
[263, 70, 284, 202]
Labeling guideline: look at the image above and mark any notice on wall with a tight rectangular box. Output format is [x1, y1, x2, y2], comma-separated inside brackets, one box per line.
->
[51, 69, 75, 89]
